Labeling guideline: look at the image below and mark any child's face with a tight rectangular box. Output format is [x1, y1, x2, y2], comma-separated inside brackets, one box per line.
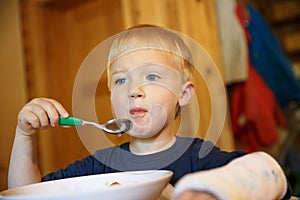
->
[109, 49, 187, 138]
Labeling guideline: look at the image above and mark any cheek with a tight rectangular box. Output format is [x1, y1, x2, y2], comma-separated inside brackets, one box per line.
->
[152, 87, 178, 104]
[149, 90, 178, 116]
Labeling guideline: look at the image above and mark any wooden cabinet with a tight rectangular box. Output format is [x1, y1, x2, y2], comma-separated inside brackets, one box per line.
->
[20, 0, 234, 175]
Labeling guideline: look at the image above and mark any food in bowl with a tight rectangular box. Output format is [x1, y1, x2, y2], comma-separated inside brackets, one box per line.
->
[109, 181, 121, 187]
[0, 170, 173, 200]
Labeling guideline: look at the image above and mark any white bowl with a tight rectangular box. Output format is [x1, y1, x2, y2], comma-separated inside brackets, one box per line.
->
[0, 170, 173, 200]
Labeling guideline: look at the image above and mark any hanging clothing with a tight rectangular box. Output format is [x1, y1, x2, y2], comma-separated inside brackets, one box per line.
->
[215, 0, 248, 84]
[231, 65, 286, 152]
[230, 4, 286, 152]
[245, 5, 300, 108]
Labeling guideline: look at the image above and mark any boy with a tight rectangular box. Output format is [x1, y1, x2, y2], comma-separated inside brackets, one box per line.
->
[8, 25, 291, 199]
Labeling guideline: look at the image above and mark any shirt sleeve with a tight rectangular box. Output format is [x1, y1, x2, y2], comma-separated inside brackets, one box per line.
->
[190, 138, 247, 171]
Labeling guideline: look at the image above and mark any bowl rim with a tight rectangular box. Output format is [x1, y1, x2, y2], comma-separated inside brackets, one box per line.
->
[0, 170, 173, 198]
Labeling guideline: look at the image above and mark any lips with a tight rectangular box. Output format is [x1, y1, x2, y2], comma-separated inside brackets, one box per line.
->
[129, 108, 147, 116]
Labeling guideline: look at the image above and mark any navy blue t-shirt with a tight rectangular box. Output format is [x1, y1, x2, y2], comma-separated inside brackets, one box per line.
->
[42, 137, 245, 185]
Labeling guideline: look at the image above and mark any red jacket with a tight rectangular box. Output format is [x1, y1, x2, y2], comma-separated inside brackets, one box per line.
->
[231, 65, 286, 152]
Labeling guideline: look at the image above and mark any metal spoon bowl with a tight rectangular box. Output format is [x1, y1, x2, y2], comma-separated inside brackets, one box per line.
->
[59, 116, 132, 134]
[82, 118, 132, 134]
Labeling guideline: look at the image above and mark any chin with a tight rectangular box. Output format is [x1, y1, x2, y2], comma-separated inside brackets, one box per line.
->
[128, 126, 165, 139]
[128, 126, 159, 139]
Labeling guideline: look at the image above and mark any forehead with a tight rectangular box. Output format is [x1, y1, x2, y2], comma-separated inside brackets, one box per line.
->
[109, 49, 178, 73]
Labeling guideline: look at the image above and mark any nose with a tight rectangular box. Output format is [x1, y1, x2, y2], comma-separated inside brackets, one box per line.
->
[129, 87, 145, 99]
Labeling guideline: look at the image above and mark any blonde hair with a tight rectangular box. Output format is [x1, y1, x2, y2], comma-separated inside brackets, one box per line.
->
[107, 25, 194, 87]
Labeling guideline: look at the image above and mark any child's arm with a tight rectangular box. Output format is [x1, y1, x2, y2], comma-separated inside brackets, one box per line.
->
[174, 152, 290, 200]
[8, 98, 69, 188]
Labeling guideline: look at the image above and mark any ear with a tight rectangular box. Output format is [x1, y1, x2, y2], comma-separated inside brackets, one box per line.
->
[178, 81, 194, 107]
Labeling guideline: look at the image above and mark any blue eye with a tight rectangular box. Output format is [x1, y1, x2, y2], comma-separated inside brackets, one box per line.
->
[146, 74, 160, 81]
[115, 78, 126, 85]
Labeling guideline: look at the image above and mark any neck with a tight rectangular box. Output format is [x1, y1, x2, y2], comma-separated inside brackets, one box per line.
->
[129, 133, 176, 155]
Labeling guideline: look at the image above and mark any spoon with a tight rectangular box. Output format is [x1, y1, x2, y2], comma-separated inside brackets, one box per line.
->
[58, 116, 132, 134]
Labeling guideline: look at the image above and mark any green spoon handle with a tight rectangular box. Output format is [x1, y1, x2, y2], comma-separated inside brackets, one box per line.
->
[58, 116, 83, 126]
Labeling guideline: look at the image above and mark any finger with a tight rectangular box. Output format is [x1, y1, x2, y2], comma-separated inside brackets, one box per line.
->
[18, 109, 41, 130]
[42, 98, 69, 118]
[26, 104, 51, 127]
[44, 98, 70, 126]
[31, 98, 68, 126]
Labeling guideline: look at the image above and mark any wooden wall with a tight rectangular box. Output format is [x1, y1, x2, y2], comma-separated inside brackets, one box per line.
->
[0, 0, 28, 190]
[4, 0, 235, 185]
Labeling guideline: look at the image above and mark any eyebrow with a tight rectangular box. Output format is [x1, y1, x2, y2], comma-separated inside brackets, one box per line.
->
[110, 69, 128, 76]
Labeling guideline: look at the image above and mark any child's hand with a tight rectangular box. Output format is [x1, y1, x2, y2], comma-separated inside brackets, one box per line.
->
[17, 98, 69, 135]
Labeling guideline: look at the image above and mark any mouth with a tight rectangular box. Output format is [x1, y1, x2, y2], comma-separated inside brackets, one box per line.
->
[129, 107, 148, 117]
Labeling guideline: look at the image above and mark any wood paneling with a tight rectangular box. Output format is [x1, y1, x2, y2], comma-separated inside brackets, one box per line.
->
[0, 0, 28, 190]
[20, 0, 125, 174]
[20, 0, 234, 175]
